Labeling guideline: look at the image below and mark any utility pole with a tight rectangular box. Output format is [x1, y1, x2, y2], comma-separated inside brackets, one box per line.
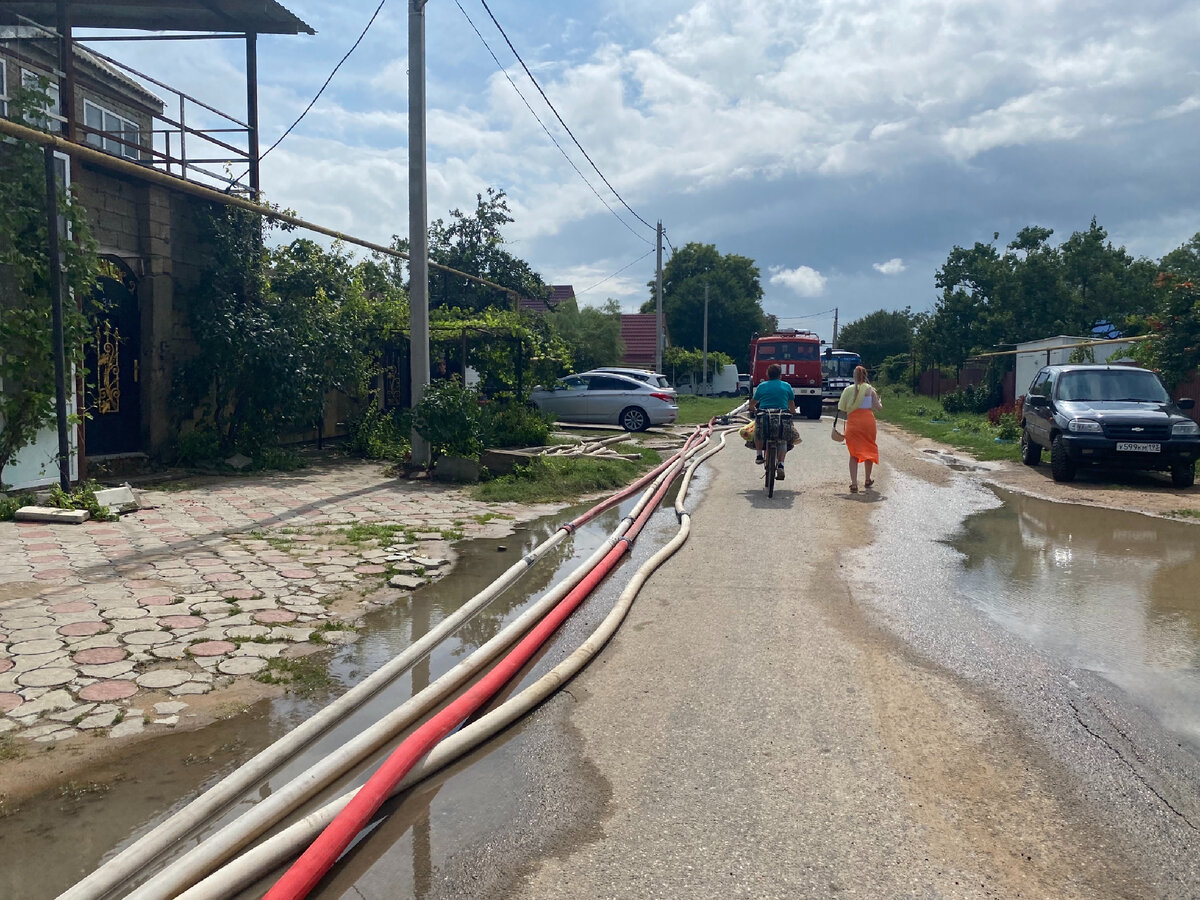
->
[832, 307, 838, 349]
[655, 220, 663, 373]
[702, 282, 709, 396]
[409, 0, 431, 468]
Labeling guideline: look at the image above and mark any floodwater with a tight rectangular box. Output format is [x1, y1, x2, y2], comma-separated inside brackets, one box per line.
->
[952, 490, 1200, 749]
[0, 488, 678, 900]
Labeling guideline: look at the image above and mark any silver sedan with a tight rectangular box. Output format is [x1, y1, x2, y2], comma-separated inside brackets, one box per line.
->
[531, 372, 679, 431]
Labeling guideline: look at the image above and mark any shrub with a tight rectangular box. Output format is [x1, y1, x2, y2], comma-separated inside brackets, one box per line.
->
[483, 399, 553, 448]
[413, 379, 484, 459]
[986, 403, 1017, 426]
[995, 412, 1020, 440]
[174, 425, 222, 466]
[46, 480, 117, 521]
[0, 492, 37, 521]
[347, 405, 411, 461]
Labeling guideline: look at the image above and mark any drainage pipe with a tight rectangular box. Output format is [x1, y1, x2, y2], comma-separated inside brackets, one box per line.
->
[176, 425, 735, 900]
[121, 445, 702, 900]
[63, 432, 700, 900]
[263, 446, 687, 899]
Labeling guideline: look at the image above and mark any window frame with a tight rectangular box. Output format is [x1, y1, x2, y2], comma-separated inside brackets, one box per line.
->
[20, 67, 64, 131]
[0, 58, 8, 118]
[82, 97, 142, 161]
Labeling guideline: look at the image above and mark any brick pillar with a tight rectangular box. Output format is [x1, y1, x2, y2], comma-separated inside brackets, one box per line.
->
[140, 184, 175, 456]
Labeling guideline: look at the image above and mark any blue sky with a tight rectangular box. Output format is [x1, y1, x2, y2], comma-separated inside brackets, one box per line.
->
[79, 0, 1200, 346]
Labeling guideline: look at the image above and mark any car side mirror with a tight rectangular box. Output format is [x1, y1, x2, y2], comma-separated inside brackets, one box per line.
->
[1178, 398, 1195, 410]
[1025, 394, 1049, 408]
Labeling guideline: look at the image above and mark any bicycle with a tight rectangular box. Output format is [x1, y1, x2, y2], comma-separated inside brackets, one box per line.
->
[755, 408, 791, 498]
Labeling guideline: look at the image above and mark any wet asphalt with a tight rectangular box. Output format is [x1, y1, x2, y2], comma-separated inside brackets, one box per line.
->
[390, 420, 1200, 900]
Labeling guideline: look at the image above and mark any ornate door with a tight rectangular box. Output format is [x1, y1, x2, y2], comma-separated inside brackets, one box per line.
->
[85, 260, 142, 455]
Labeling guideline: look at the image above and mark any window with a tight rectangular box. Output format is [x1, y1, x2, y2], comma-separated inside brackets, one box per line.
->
[0, 59, 7, 118]
[83, 99, 142, 160]
[21, 68, 62, 131]
[588, 376, 635, 391]
[1028, 369, 1051, 397]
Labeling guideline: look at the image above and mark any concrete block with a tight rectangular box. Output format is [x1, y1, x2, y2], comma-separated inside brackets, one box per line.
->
[93, 484, 141, 513]
[14, 506, 90, 524]
[433, 456, 481, 483]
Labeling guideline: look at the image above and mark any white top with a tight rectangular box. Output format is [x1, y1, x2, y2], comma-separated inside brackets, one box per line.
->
[859, 390, 874, 410]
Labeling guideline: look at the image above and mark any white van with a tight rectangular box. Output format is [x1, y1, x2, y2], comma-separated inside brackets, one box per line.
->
[675, 364, 740, 396]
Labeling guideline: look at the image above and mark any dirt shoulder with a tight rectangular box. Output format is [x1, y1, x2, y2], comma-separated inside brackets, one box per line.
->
[879, 421, 1200, 522]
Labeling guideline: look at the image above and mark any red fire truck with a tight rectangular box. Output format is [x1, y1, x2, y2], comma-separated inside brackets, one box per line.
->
[748, 329, 824, 419]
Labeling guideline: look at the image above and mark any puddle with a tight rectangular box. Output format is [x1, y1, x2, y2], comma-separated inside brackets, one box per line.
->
[0, 493, 666, 899]
[952, 489, 1200, 748]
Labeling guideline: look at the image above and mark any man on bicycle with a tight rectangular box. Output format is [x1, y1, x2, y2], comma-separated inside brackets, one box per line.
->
[748, 363, 796, 479]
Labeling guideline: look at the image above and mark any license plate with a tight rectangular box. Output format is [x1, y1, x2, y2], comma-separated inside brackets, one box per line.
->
[1116, 441, 1160, 453]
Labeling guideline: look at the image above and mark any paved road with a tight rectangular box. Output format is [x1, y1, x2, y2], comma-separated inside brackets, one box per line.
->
[422, 419, 1199, 900]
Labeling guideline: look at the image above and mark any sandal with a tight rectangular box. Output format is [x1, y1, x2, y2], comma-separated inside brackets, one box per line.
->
[864, 478, 874, 488]
[849, 483, 859, 493]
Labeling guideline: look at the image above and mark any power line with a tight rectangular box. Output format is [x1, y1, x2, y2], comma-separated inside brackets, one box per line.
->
[576, 249, 656, 297]
[232, 0, 389, 185]
[775, 307, 837, 321]
[452, 0, 651, 245]
[477, 0, 656, 236]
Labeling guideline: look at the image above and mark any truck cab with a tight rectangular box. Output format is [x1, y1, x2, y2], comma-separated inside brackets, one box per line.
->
[748, 329, 824, 419]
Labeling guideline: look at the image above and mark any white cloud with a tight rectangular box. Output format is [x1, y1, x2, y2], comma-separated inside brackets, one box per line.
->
[769, 265, 827, 297]
[873, 258, 907, 275]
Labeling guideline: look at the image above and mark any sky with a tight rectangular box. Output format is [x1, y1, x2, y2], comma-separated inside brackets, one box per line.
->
[76, 0, 1200, 346]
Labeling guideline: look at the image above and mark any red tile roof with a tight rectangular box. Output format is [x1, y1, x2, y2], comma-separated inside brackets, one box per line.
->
[620, 314, 663, 368]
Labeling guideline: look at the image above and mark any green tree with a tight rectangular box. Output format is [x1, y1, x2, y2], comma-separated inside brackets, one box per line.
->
[395, 188, 549, 313]
[836, 308, 918, 365]
[172, 213, 403, 455]
[0, 82, 100, 486]
[550, 298, 624, 371]
[640, 242, 770, 369]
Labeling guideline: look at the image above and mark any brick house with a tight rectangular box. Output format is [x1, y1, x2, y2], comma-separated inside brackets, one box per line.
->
[1, 1, 313, 489]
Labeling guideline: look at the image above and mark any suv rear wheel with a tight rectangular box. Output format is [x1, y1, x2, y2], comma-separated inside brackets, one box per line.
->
[1020, 425, 1041, 466]
[1171, 462, 1196, 488]
[1050, 434, 1076, 483]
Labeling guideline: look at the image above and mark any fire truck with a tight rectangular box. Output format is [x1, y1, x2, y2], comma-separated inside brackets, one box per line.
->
[748, 329, 824, 419]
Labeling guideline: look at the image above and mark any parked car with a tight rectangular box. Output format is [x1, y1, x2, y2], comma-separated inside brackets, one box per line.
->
[531, 372, 679, 431]
[737, 373, 751, 395]
[584, 367, 675, 395]
[1019, 364, 1200, 486]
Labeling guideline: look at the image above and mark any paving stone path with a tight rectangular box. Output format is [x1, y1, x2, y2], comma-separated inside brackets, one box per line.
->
[0, 460, 557, 746]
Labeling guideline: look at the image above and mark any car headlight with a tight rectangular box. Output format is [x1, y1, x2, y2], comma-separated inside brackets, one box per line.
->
[1067, 418, 1102, 433]
[1173, 420, 1200, 436]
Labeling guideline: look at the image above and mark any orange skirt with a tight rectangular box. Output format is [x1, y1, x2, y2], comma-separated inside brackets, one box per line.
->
[845, 409, 879, 463]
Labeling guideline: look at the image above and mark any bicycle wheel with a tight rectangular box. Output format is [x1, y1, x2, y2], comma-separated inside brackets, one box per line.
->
[765, 441, 777, 498]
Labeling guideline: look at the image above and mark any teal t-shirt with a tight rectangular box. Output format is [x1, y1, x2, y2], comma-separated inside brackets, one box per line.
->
[753, 378, 794, 409]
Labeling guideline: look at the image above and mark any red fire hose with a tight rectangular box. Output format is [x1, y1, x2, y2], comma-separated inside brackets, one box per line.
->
[263, 450, 686, 899]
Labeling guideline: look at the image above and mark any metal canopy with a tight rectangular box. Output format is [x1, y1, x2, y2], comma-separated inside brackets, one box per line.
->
[2, 1, 315, 34]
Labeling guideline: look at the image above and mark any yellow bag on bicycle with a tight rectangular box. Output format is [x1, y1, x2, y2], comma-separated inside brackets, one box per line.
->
[738, 420, 756, 443]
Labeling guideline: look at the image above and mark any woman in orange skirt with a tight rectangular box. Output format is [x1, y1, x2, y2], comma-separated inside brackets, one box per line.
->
[837, 365, 881, 492]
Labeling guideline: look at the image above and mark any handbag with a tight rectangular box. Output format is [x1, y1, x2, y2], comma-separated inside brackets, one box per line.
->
[830, 408, 846, 443]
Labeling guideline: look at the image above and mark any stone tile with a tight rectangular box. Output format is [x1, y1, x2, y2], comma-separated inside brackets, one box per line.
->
[217, 657, 266, 676]
[78, 680, 138, 701]
[79, 661, 136, 679]
[169, 682, 213, 696]
[15, 667, 74, 688]
[49, 702, 96, 722]
[153, 701, 189, 715]
[136, 669, 192, 689]
[16, 689, 75, 715]
[78, 708, 121, 729]
[109, 717, 145, 738]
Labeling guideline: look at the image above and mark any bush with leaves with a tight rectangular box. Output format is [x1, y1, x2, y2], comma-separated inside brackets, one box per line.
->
[347, 404, 411, 461]
[0, 82, 101, 486]
[413, 379, 485, 460]
[482, 398, 553, 448]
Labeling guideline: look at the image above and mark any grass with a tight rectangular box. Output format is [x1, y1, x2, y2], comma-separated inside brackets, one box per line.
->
[255, 655, 333, 695]
[1167, 508, 1200, 519]
[875, 389, 1023, 462]
[469, 448, 663, 503]
[340, 523, 414, 545]
[674, 395, 745, 425]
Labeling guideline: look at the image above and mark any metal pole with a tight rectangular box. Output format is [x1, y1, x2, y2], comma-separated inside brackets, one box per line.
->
[409, 0, 431, 467]
[832, 307, 838, 349]
[655, 220, 663, 373]
[245, 32, 260, 198]
[44, 147, 71, 492]
[702, 282, 709, 396]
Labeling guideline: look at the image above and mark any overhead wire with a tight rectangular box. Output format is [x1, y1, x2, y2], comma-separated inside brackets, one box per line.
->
[576, 249, 655, 298]
[477, 0, 657, 237]
[231, 0, 389, 186]
[452, 0, 651, 246]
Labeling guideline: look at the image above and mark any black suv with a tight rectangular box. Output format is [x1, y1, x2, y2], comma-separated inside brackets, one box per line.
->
[1020, 364, 1200, 487]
